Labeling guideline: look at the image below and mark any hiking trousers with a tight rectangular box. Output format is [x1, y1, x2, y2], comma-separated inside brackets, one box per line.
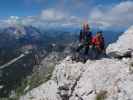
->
[76, 43, 90, 55]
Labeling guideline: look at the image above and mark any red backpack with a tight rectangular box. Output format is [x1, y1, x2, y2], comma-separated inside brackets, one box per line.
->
[92, 35, 104, 49]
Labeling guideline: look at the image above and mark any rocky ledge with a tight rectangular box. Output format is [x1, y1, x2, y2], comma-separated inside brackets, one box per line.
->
[20, 26, 133, 100]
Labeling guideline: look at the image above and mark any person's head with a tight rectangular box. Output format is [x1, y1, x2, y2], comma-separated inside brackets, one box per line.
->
[96, 31, 103, 37]
[83, 23, 90, 32]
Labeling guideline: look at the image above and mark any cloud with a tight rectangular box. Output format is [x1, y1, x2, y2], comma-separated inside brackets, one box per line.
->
[38, 9, 81, 27]
[2, 1, 132, 30]
[0, 9, 81, 29]
[40, 9, 66, 22]
[89, 1, 133, 30]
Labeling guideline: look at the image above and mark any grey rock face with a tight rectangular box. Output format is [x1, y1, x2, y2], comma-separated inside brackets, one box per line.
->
[20, 26, 133, 100]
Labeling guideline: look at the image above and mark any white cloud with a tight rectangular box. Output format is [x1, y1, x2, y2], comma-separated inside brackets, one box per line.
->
[0, 16, 22, 28]
[40, 9, 66, 21]
[38, 9, 81, 28]
[0, 9, 81, 29]
[1, 1, 133, 30]
[89, 1, 133, 30]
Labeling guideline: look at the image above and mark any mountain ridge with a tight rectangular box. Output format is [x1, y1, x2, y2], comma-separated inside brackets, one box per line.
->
[20, 26, 133, 100]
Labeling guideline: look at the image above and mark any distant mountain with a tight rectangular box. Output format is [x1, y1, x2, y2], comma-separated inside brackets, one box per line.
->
[0, 23, 79, 98]
[0, 25, 42, 44]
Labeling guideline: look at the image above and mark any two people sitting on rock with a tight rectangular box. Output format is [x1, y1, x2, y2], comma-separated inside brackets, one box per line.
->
[76, 23, 105, 60]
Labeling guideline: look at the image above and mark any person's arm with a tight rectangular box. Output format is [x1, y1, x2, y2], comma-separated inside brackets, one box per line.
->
[102, 37, 105, 48]
[92, 37, 96, 45]
[89, 32, 92, 38]
[79, 30, 82, 42]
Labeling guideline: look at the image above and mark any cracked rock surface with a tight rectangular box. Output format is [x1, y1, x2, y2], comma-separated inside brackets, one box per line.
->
[20, 26, 133, 100]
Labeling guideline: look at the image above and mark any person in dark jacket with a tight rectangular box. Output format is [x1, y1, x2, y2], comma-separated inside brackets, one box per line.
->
[77, 23, 92, 55]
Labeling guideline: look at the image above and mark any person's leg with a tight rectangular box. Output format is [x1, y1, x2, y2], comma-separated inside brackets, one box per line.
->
[82, 45, 90, 62]
[91, 45, 96, 59]
[96, 48, 104, 59]
[92, 46, 98, 59]
[84, 46, 89, 55]
[94, 48, 98, 59]
[74, 43, 84, 62]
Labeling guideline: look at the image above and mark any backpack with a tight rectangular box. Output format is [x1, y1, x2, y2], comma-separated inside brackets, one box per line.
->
[92, 35, 104, 50]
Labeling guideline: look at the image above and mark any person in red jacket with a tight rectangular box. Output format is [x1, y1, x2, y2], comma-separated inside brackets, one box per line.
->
[92, 31, 105, 55]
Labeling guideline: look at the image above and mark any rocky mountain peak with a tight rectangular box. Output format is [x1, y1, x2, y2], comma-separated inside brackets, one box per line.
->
[20, 26, 133, 100]
[107, 26, 133, 54]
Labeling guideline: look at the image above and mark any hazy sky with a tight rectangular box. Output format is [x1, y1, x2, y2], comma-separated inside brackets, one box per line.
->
[0, 0, 132, 30]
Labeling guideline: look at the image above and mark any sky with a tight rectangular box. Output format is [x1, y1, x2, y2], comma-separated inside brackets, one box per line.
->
[0, 0, 133, 30]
